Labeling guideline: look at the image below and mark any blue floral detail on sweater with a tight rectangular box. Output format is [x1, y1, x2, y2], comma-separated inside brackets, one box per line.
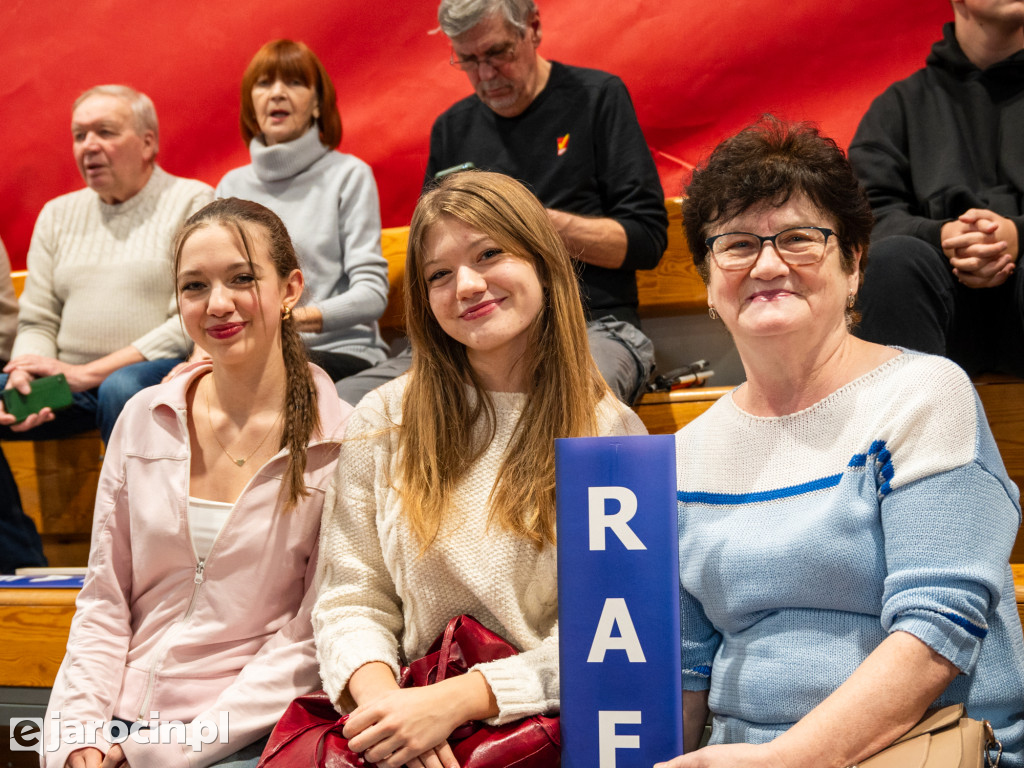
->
[848, 440, 896, 497]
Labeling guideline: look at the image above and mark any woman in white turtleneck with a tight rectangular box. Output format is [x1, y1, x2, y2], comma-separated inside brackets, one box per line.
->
[217, 39, 389, 382]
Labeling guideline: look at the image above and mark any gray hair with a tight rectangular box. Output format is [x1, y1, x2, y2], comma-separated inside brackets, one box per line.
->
[438, 0, 537, 38]
[73, 85, 160, 153]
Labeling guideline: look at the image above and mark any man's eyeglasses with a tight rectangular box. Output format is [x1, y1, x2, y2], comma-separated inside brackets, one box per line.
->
[450, 40, 518, 72]
[705, 227, 836, 271]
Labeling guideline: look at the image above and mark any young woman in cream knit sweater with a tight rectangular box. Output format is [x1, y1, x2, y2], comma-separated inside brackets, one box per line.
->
[313, 171, 646, 768]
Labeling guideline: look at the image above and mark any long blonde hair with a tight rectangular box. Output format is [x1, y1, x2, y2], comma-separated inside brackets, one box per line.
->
[399, 171, 606, 549]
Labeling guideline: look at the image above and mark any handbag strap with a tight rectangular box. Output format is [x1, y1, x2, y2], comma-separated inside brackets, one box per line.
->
[312, 716, 350, 768]
[434, 616, 463, 683]
[984, 720, 1003, 768]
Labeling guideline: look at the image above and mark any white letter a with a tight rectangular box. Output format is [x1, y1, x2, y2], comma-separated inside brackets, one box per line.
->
[587, 598, 646, 663]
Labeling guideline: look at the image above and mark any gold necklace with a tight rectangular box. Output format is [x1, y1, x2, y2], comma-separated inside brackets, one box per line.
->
[203, 380, 284, 467]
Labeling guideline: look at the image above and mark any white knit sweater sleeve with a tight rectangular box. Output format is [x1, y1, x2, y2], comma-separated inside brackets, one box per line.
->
[472, 628, 561, 725]
[471, 392, 648, 724]
[12, 201, 62, 359]
[313, 393, 405, 710]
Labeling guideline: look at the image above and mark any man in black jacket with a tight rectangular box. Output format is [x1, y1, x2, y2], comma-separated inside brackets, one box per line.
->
[849, 0, 1024, 375]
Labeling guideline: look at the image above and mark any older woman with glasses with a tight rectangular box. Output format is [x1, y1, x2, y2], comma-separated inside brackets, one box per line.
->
[657, 117, 1023, 768]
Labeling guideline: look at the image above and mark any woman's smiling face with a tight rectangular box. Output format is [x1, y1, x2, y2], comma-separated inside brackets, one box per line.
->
[423, 215, 545, 380]
[705, 193, 860, 348]
[176, 223, 302, 364]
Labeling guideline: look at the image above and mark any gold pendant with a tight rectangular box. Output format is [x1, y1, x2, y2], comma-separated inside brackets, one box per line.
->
[235, 458, 246, 467]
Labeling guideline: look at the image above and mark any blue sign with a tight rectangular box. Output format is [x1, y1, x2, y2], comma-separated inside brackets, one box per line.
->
[556, 434, 683, 767]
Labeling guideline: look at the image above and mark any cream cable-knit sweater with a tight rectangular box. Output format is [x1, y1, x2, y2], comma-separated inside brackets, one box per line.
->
[13, 167, 212, 364]
[314, 375, 647, 724]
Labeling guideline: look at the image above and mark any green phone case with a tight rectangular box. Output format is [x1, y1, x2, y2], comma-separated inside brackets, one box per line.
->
[2, 374, 74, 423]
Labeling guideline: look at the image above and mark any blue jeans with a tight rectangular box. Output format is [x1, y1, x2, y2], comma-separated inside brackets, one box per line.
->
[0, 358, 180, 572]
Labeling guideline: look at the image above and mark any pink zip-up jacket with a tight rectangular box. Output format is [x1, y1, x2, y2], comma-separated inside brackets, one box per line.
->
[43, 362, 352, 768]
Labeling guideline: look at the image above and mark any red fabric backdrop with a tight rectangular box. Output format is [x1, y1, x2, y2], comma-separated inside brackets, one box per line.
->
[0, 0, 950, 270]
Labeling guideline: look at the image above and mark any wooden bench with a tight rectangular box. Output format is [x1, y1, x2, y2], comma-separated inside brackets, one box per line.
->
[0, 588, 78, 688]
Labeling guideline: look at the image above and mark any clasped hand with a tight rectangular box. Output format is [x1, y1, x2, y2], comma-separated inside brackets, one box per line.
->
[343, 685, 463, 768]
[940, 208, 1020, 288]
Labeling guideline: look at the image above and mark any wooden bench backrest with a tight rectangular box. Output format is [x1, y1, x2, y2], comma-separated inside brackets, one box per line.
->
[12, 270, 26, 298]
[378, 197, 706, 336]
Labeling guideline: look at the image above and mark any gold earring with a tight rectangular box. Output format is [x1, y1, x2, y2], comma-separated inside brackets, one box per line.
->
[847, 293, 856, 309]
[281, 304, 292, 321]
[708, 307, 719, 320]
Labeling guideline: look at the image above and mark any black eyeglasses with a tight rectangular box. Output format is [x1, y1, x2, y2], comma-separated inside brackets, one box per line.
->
[449, 40, 519, 72]
[704, 226, 836, 271]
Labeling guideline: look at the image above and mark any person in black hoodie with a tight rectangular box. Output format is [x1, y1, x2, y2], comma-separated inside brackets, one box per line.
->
[849, 0, 1024, 377]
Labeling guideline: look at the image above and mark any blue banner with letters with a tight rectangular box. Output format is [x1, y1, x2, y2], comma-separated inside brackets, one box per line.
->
[556, 434, 683, 767]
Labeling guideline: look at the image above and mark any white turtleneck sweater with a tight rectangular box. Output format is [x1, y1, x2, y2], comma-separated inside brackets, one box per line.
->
[13, 167, 212, 363]
[216, 129, 389, 363]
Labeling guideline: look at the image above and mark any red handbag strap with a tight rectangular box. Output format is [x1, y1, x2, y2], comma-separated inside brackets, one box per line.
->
[434, 616, 462, 682]
[312, 715, 350, 768]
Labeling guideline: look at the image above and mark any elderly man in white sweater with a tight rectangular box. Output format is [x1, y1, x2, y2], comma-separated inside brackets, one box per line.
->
[0, 85, 211, 572]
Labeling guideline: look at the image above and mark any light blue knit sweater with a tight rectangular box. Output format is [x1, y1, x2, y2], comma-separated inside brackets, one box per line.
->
[217, 128, 389, 363]
[675, 350, 1024, 764]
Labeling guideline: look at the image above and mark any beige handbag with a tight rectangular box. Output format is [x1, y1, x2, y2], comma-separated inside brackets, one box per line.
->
[852, 704, 1002, 768]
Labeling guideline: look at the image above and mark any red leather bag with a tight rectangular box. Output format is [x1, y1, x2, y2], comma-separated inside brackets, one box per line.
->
[257, 615, 560, 768]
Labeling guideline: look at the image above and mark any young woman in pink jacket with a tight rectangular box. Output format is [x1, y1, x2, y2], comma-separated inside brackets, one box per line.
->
[44, 198, 352, 768]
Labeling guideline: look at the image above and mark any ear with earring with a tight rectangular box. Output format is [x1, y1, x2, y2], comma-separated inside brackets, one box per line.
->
[708, 306, 719, 321]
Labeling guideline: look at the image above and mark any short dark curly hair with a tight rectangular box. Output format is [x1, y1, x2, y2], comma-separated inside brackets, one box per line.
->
[683, 116, 873, 287]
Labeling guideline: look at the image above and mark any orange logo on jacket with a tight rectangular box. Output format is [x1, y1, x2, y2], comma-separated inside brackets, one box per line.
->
[557, 134, 570, 156]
